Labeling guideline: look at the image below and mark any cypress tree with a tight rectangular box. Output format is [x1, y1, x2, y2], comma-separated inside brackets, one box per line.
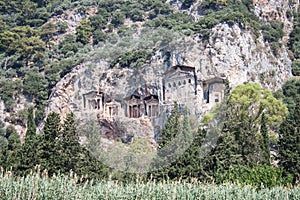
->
[61, 112, 81, 173]
[5, 125, 21, 170]
[278, 97, 300, 183]
[158, 103, 181, 148]
[261, 113, 270, 165]
[0, 120, 7, 166]
[25, 106, 36, 142]
[19, 106, 40, 174]
[39, 112, 62, 175]
[151, 103, 182, 179]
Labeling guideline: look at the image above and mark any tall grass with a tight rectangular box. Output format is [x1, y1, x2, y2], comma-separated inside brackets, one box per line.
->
[0, 168, 299, 200]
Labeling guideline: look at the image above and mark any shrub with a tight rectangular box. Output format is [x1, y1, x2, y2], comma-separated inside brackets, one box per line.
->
[216, 165, 292, 188]
[292, 61, 300, 76]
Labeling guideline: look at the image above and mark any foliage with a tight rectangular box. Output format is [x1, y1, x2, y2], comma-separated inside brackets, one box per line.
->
[0, 79, 22, 111]
[278, 97, 300, 183]
[0, 0, 298, 188]
[110, 50, 153, 69]
[291, 61, 300, 76]
[201, 83, 288, 181]
[151, 106, 196, 180]
[39, 112, 61, 175]
[216, 165, 291, 188]
[280, 78, 300, 114]
[19, 106, 40, 175]
[227, 83, 288, 128]
[0, 0, 287, 124]
[260, 113, 270, 165]
[0, 171, 299, 199]
[25, 106, 37, 142]
[76, 19, 93, 45]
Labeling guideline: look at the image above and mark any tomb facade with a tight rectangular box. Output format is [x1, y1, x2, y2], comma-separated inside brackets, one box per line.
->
[163, 65, 197, 105]
[81, 66, 227, 127]
[202, 77, 226, 108]
[144, 95, 159, 118]
[127, 93, 144, 118]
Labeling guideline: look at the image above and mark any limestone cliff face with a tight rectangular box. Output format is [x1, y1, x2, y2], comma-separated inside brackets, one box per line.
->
[253, 0, 298, 42]
[45, 20, 292, 139]
[1, 0, 295, 138]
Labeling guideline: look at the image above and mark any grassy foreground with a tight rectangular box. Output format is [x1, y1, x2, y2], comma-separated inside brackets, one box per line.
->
[0, 170, 299, 200]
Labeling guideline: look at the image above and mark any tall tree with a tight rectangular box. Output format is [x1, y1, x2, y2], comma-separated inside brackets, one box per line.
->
[202, 83, 288, 177]
[151, 103, 182, 179]
[5, 125, 21, 170]
[39, 112, 61, 175]
[260, 113, 270, 165]
[25, 106, 36, 142]
[19, 106, 40, 174]
[61, 112, 81, 173]
[278, 97, 300, 183]
[0, 120, 8, 167]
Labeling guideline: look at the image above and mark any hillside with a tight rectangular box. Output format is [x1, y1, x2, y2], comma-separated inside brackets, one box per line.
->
[0, 0, 296, 137]
[0, 0, 299, 184]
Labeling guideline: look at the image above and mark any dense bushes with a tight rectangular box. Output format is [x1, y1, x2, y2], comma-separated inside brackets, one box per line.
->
[216, 165, 291, 188]
[110, 50, 154, 69]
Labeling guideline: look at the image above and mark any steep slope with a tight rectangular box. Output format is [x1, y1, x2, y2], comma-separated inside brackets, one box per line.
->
[0, 0, 297, 139]
[45, 1, 294, 140]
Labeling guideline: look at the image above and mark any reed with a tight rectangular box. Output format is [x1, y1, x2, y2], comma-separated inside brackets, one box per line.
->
[0, 168, 299, 200]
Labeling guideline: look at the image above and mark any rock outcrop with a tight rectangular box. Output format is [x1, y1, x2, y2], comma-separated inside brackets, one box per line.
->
[0, 0, 296, 140]
[45, 20, 292, 139]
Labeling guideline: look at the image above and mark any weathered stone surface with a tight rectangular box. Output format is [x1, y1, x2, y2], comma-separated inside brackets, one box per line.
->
[0, 0, 295, 140]
[45, 21, 292, 140]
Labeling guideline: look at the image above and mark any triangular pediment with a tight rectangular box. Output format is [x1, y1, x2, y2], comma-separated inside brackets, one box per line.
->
[164, 70, 193, 81]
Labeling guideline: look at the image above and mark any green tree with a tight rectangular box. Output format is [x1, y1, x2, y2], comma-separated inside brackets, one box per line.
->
[19, 106, 40, 174]
[260, 112, 270, 165]
[40, 22, 56, 45]
[111, 12, 125, 27]
[151, 105, 199, 180]
[151, 103, 182, 179]
[5, 125, 21, 170]
[39, 112, 61, 175]
[212, 129, 241, 181]
[25, 106, 36, 142]
[281, 78, 300, 114]
[61, 112, 81, 173]
[0, 120, 8, 166]
[278, 97, 300, 183]
[23, 71, 48, 100]
[76, 19, 93, 44]
[291, 61, 300, 76]
[158, 103, 181, 148]
[203, 83, 288, 176]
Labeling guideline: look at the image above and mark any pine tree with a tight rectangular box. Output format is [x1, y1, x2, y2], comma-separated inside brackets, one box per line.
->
[61, 113, 109, 179]
[173, 126, 209, 180]
[260, 113, 270, 165]
[211, 129, 241, 183]
[169, 109, 194, 178]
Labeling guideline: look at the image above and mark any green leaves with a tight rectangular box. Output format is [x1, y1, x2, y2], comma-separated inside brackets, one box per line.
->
[278, 96, 300, 183]
[228, 83, 288, 128]
[76, 19, 93, 45]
